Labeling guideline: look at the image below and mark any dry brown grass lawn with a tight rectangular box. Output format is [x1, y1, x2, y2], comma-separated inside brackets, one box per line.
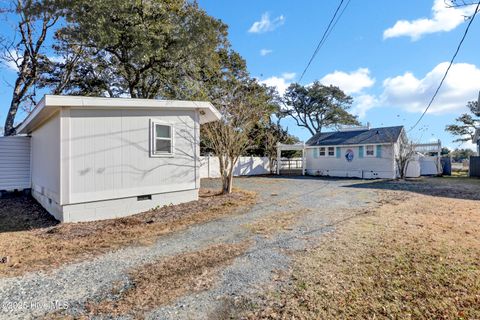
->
[244, 190, 480, 319]
[86, 241, 251, 318]
[0, 189, 256, 278]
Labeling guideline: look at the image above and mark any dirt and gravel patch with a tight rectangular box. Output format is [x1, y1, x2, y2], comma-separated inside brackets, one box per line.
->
[0, 189, 255, 277]
[238, 183, 480, 319]
[244, 209, 311, 237]
[1, 176, 477, 320]
[85, 241, 252, 318]
[0, 176, 376, 320]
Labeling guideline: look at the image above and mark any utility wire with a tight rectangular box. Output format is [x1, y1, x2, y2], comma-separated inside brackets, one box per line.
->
[324, 0, 352, 44]
[298, 0, 350, 83]
[408, 1, 480, 133]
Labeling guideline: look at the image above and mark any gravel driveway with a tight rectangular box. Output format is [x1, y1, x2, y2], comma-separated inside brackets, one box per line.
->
[0, 176, 382, 319]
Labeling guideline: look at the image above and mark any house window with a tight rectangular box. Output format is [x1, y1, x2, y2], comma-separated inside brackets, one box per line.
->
[328, 146, 335, 157]
[319, 147, 326, 156]
[151, 120, 173, 156]
[365, 145, 375, 157]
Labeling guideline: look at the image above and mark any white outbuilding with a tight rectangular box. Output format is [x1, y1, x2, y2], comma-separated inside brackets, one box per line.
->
[15, 95, 221, 222]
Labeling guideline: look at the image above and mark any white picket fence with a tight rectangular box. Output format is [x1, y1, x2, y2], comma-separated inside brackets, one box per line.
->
[199, 156, 271, 178]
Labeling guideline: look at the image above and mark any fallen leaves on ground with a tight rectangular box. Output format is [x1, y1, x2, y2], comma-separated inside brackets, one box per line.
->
[0, 189, 256, 277]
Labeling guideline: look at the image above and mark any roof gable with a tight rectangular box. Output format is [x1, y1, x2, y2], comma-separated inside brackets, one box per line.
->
[306, 126, 404, 146]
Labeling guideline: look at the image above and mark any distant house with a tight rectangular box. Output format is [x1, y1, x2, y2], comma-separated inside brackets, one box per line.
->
[15, 95, 221, 222]
[303, 125, 405, 179]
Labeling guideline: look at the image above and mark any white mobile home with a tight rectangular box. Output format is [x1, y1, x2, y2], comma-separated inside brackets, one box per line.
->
[15, 95, 221, 222]
[304, 126, 404, 179]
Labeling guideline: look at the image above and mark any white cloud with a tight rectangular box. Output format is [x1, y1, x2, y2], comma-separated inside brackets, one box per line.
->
[248, 13, 285, 33]
[281, 72, 296, 81]
[1, 50, 22, 71]
[2, 53, 65, 72]
[260, 49, 273, 56]
[384, 0, 477, 40]
[320, 68, 377, 119]
[459, 140, 478, 152]
[352, 94, 378, 119]
[259, 72, 296, 95]
[381, 62, 480, 114]
[320, 68, 375, 95]
[49, 56, 65, 64]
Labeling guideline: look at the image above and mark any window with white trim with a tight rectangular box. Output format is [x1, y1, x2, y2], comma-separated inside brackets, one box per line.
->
[365, 145, 375, 157]
[151, 120, 173, 156]
[319, 147, 326, 156]
[328, 146, 335, 157]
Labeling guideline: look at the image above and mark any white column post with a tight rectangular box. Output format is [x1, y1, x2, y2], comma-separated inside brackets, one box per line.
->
[276, 144, 281, 175]
[302, 145, 306, 175]
[437, 139, 442, 175]
[207, 153, 210, 178]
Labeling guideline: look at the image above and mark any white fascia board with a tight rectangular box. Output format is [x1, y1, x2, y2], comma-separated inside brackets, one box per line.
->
[18, 95, 221, 134]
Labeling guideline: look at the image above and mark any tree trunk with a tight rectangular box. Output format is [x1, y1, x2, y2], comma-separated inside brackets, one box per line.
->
[269, 157, 275, 174]
[4, 87, 23, 136]
[220, 156, 235, 194]
[226, 157, 234, 193]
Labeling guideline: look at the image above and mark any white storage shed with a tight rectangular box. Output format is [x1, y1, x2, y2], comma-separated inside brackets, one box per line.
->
[16, 95, 221, 222]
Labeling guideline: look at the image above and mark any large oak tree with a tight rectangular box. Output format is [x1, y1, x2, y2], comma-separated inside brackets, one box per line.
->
[281, 81, 359, 136]
[44, 0, 228, 100]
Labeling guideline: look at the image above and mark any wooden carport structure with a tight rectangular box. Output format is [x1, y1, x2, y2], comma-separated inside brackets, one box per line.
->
[276, 142, 306, 175]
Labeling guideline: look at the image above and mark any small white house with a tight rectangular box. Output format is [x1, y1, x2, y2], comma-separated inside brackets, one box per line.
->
[276, 125, 408, 179]
[15, 95, 221, 222]
[304, 125, 405, 179]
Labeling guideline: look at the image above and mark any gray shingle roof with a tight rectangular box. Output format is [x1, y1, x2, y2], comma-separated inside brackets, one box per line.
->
[306, 126, 404, 146]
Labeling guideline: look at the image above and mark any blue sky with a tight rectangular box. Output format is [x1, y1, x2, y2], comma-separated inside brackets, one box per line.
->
[1, 0, 479, 150]
[197, 0, 480, 150]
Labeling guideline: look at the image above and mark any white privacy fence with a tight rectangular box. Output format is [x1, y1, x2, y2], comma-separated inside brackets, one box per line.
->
[199, 156, 271, 178]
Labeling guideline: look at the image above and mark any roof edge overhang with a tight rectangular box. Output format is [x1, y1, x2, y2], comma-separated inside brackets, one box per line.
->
[17, 95, 221, 134]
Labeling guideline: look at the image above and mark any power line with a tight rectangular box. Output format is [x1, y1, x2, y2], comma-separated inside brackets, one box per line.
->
[298, 0, 351, 83]
[408, 1, 480, 133]
[325, 0, 352, 43]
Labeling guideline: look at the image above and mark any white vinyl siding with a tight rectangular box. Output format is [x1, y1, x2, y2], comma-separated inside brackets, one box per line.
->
[0, 136, 31, 191]
[68, 109, 197, 204]
[306, 144, 396, 179]
[31, 113, 61, 202]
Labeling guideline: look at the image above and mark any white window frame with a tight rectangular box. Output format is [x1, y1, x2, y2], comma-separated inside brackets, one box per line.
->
[319, 147, 326, 157]
[327, 146, 335, 157]
[365, 144, 376, 157]
[150, 119, 174, 157]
